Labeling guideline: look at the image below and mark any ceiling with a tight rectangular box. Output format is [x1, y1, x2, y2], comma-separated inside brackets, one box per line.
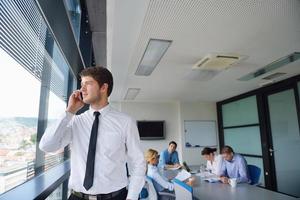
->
[85, 0, 106, 66]
[95, 0, 300, 102]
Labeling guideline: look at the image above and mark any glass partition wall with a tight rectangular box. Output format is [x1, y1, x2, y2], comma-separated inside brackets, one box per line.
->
[265, 88, 300, 197]
[217, 76, 300, 197]
[221, 96, 265, 186]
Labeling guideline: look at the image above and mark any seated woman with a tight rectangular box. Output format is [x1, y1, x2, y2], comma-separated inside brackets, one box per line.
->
[201, 147, 223, 176]
[145, 149, 194, 194]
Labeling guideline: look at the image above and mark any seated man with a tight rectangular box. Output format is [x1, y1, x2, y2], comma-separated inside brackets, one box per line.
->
[220, 145, 250, 184]
[158, 141, 181, 169]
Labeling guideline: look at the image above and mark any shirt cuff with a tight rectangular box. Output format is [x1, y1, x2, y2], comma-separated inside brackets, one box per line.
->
[65, 110, 75, 118]
[126, 191, 139, 200]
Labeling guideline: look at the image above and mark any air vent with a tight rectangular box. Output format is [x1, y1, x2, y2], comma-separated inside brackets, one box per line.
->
[259, 80, 274, 87]
[262, 72, 286, 80]
[183, 69, 221, 81]
[186, 53, 247, 81]
[193, 53, 246, 71]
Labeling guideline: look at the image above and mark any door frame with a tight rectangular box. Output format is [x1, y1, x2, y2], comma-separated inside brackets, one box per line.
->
[261, 82, 300, 195]
[217, 74, 300, 194]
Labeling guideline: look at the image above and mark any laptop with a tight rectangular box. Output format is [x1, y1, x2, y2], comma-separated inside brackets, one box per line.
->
[182, 161, 191, 172]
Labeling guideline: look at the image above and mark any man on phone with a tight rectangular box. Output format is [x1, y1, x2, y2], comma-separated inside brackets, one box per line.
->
[39, 66, 145, 200]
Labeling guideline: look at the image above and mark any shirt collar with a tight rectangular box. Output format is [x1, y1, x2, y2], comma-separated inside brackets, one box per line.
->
[88, 103, 111, 117]
[229, 154, 237, 162]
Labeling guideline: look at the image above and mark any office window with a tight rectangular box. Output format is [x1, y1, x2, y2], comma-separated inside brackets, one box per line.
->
[222, 96, 259, 127]
[221, 95, 264, 186]
[0, 49, 41, 194]
[46, 184, 63, 200]
[244, 156, 265, 186]
[0, 0, 75, 194]
[42, 91, 67, 172]
[41, 43, 71, 170]
[64, 0, 81, 44]
[224, 126, 262, 156]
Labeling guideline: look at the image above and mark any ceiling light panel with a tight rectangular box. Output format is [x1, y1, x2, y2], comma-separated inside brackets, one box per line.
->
[124, 88, 141, 100]
[239, 52, 300, 81]
[135, 39, 172, 76]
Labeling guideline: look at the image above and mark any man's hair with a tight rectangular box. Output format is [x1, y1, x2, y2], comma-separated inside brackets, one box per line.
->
[145, 149, 158, 164]
[221, 145, 234, 154]
[201, 147, 217, 155]
[169, 141, 177, 148]
[79, 66, 113, 97]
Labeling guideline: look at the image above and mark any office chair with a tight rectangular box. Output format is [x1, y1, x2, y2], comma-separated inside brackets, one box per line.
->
[248, 164, 261, 185]
[139, 176, 157, 200]
[145, 176, 175, 200]
[139, 187, 149, 199]
[173, 178, 193, 200]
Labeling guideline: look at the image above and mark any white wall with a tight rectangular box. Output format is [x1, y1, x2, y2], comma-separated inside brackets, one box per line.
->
[118, 101, 182, 159]
[179, 102, 218, 165]
[112, 101, 218, 166]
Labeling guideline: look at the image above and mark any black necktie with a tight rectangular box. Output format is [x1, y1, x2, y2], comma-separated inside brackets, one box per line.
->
[83, 111, 100, 190]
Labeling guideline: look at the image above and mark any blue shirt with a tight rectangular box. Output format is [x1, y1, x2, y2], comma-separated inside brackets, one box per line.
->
[220, 154, 250, 183]
[158, 149, 179, 168]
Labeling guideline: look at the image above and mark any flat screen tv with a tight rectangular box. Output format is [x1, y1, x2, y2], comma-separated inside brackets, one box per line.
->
[137, 121, 165, 140]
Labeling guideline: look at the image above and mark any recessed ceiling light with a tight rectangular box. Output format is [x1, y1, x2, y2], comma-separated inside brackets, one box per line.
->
[124, 88, 140, 100]
[239, 52, 300, 81]
[135, 39, 172, 76]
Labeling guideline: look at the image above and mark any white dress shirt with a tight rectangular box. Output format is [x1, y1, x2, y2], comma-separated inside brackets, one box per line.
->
[147, 164, 174, 192]
[39, 105, 145, 200]
[206, 154, 223, 176]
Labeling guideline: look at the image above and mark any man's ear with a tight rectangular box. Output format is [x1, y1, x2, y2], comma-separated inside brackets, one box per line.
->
[100, 83, 109, 94]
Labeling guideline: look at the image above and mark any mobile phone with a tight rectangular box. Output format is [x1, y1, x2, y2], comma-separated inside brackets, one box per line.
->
[80, 92, 83, 101]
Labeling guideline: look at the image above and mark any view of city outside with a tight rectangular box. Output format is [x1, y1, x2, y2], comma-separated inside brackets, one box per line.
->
[46, 184, 63, 200]
[0, 48, 66, 198]
[0, 48, 40, 194]
[0, 1, 73, 198]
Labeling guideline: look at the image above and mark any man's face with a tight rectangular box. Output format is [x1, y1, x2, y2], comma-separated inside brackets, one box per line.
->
[168, 143, 176, 153]
[80, 76, 103, 104]
[222, 152, 234, 161]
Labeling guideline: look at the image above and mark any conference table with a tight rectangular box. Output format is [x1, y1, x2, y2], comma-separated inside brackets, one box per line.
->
[192, 176, 298, 200]
[163, 168, 298, 200]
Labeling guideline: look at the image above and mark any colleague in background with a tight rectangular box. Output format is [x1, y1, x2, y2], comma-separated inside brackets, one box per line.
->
[219, 145, 249, 184]
[201, 147, 223, 176]
[40, 66, 145, 200]
[145, 149, 194, 194]
[146, 149, 175, 194]
[158, 141, 181, 169]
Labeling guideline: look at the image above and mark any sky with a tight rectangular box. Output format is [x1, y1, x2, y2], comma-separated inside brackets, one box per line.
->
[0, 48, 66, 119]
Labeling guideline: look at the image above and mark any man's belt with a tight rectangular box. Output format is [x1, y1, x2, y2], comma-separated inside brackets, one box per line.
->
[71, 187, 126, 200]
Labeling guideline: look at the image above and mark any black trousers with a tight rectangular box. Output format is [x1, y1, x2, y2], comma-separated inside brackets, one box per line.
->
[68, 189, 128, 200]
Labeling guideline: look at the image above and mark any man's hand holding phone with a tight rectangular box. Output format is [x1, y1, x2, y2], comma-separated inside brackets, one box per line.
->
[66, 90, 85, 114]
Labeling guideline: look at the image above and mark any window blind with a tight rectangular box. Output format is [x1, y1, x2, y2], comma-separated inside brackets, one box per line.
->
[0, 0, 70, 101]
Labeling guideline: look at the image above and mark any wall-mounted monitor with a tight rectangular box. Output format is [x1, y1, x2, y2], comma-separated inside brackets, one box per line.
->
[137, 121, 165, 140]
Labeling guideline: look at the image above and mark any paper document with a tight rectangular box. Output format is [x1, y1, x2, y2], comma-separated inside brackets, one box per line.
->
[190, 170, 199, 174]
[196, 172, 221, 183]
[167, 165, 181, 170]
[174, 169, 191, 181]
[196, 171, 215, 178]
[203, 177, 221, 183]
